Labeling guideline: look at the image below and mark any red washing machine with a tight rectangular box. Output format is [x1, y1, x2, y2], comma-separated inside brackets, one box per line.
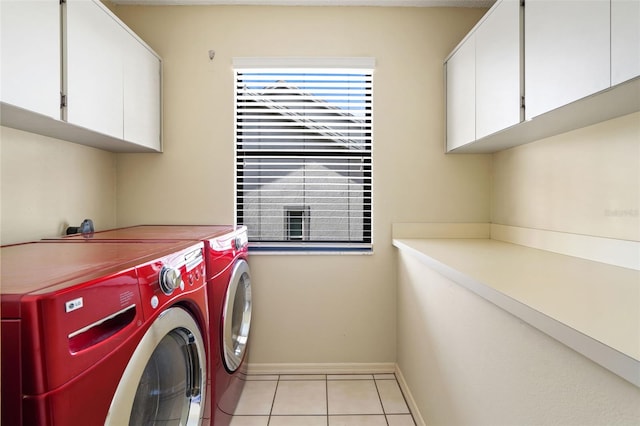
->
[1, 240, 209, 426]
[46, 225, 253, 425]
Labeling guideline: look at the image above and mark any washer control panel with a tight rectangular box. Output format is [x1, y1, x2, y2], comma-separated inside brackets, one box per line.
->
[159, 266, 184, 295]
[137, 242, 207, 317]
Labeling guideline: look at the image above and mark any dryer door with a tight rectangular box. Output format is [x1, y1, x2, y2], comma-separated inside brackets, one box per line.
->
[105, 307, 207, 426]
[222, 259, 252, 372]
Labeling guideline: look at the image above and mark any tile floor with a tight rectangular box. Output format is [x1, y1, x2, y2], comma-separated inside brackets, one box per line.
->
[230, 374, 416, 426]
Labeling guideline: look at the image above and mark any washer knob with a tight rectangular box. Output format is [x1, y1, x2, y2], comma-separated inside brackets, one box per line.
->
[159, 266, 183, 295]
[233, 237, 243, 250]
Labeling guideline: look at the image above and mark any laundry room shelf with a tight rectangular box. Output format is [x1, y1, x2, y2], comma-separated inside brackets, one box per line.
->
[393, 236, 640, 388]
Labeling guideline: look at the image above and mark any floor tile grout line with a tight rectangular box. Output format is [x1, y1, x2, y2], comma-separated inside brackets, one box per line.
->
[325, 375, 329, 426]
[266, 374, 280, 426]
[391, 372, 417, 425]
[372, 377, 391, 426]
[233, 373, 417, 425]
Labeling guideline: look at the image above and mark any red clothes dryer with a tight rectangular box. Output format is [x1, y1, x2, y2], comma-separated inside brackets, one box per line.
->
[47, 225, 253, 425]
[1, 240, 209, 426]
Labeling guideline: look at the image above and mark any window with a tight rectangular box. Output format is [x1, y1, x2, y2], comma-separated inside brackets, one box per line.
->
[285, 206, 310, 241]
[234, 58, 374, 252]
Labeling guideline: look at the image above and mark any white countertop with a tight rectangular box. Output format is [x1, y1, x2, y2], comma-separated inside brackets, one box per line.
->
[393, 237, 640, 387]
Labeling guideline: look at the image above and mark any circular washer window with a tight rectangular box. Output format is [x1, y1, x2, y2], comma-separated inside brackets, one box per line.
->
[106, 307, 206, 426]
[222, 259, 252, 372]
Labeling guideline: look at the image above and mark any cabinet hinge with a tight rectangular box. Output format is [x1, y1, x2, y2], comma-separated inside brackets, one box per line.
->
[60, 94, 67, 109]
[521, 0, 525, 6]
[60, 0, 66, 4]
[520, 96, 525, 109]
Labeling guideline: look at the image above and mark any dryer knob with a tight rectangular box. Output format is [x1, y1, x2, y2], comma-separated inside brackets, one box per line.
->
[159, 266, 183, 295]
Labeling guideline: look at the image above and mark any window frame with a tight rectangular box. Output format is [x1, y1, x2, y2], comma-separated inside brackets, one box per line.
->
[233, 58, 375, 254]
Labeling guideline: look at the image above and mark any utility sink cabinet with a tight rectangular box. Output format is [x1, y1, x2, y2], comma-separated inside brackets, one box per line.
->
[0, 0, 162, 153]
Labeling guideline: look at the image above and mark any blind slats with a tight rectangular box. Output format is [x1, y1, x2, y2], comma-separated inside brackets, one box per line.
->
[235, 66, 373, 250]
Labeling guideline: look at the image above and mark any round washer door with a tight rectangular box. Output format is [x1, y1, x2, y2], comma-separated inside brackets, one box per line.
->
[105, 307, 207, 426]
[222, 259, 252, 372]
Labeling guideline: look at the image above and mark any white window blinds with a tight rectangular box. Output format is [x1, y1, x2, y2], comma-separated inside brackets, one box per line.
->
[234, 60, 373, 251]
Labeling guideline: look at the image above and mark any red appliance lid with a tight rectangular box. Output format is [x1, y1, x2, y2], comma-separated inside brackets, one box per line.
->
[49, 225, 237, 241]
[1, 240, 202, 295]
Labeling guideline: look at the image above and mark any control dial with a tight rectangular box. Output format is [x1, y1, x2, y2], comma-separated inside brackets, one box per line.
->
[159, 266, 183, 295]
[232, 237, 245, 250]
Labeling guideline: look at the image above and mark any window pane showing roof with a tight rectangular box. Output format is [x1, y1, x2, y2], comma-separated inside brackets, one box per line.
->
[234, 67, 373, 251]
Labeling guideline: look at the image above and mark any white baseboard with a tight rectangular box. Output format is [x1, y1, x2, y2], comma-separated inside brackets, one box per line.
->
[395, 365, 427, 426]
[247, 362, 396, 375]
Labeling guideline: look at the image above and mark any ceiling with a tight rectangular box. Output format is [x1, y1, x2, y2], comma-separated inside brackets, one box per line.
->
[109, 0, 496, 7]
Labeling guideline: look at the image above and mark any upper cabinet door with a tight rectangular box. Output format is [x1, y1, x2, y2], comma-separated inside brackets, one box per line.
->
[525, 0, 610, 120]
[66, 0, 124, 139]
[0, 0, 60, 120]
[612, 0, 640, 85]
[475, 0, 521, 139]
[123, 38, 162, 151]
[446, 35, 476, 151]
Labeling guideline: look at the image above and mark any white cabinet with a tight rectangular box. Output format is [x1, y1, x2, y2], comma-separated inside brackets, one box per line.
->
[66, 0, 125, 140]
[446, 0, 639, 153]
[446, 36, 475, 151]
[123, 36, 162, 150]
[524, 0, 611, 120]
[0, 0, 60, 120]
[446, 0, 521, 151]
[0, 0, 161, 153]
[475, 0, 521, 139]
[611, 0, 640, 85]
[65, 0, 161, 151]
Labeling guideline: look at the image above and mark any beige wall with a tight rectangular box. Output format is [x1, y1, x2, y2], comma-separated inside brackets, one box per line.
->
[395, 87, 640, 423]
[0, 126, 117, 245]
[111, 5, 491, 364]
[492, 112, 640, 241]
[397, 250, 640, 425]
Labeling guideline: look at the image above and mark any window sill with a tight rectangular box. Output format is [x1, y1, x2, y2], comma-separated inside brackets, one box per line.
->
[249, 245, 373, 256]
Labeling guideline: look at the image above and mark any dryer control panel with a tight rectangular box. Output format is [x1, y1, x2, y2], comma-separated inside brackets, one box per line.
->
[137, 242, 207, 320]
